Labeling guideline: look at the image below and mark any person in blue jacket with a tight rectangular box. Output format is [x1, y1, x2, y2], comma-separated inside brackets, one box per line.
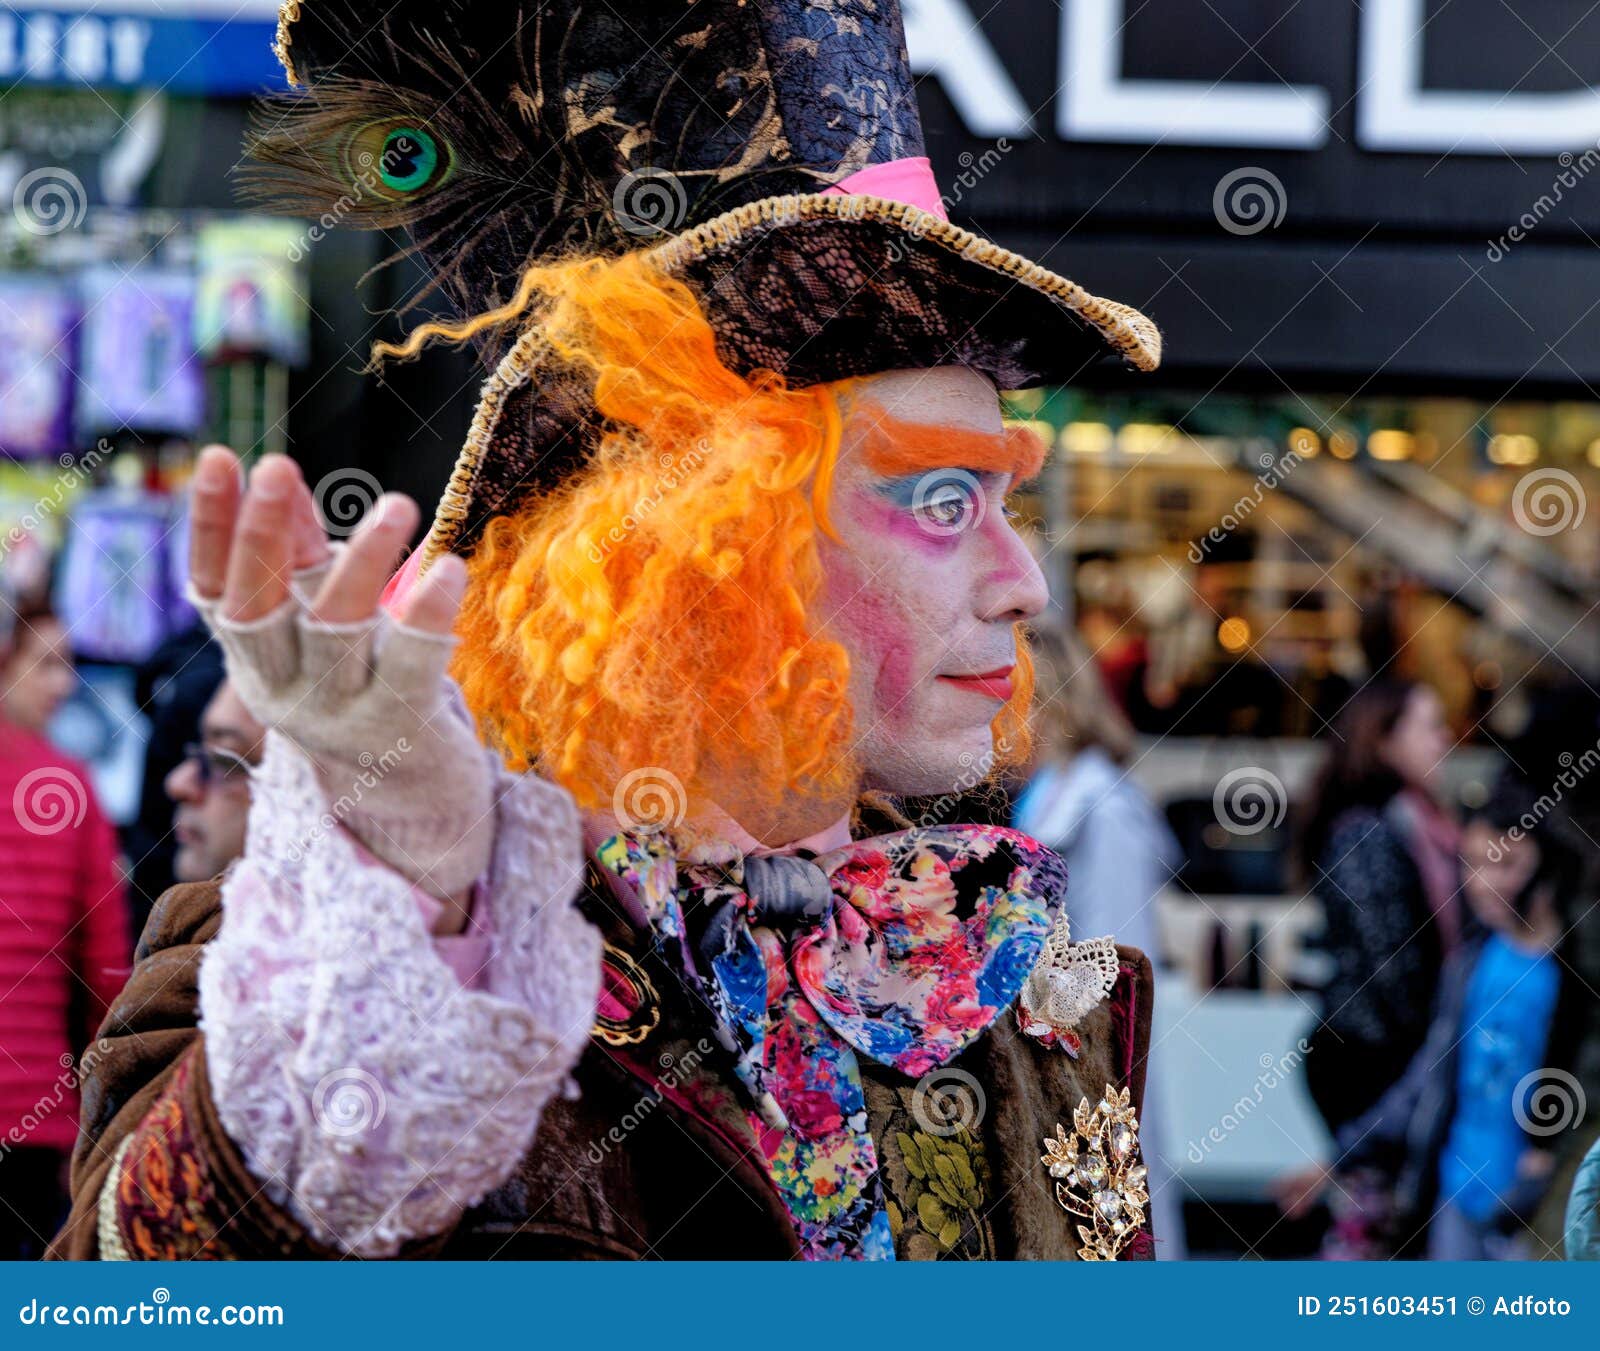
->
[1332, 776, 1584, 1259]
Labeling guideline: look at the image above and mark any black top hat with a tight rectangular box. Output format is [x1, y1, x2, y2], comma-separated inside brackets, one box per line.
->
[256, 0, 1159, 561]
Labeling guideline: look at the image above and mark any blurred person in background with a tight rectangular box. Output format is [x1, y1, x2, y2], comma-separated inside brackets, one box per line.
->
[1139, 556, 1228, 730]
[1283, 678, 1460, 1257]
[1504, 681, 1600, 1257]
[1013, 626, 1186, 1258]
[125, 624, 225, 938]
[0, 591, 130, 1259]
[1566, 1134, 1600, 1261]
[1075, 558, 1149, 719]
[165, 679, 265, 885]
[1322, 777, 1580, 1259]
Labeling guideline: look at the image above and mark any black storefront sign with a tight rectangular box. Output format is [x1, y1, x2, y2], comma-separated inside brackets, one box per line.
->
[907, 0, 1600, 391]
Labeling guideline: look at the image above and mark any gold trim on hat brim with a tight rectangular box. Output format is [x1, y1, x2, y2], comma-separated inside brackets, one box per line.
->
[411, 189, 1162, 573]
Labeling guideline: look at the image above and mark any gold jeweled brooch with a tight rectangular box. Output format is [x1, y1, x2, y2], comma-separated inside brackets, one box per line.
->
[1040, 1084, 1149, 1260]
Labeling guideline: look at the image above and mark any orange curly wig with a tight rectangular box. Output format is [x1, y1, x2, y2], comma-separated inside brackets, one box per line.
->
[444, 249, 1035, 826]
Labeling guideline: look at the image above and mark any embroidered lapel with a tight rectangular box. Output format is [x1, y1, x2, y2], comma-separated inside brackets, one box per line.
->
[975, 946, 1155, 1260]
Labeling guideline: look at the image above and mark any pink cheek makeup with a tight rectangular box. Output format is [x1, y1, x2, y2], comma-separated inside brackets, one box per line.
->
[849, 591, 920, 717]
[816, 531, 919, 719]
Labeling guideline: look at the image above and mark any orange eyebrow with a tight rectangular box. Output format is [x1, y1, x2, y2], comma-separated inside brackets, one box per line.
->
[854, 407, 1048, 488]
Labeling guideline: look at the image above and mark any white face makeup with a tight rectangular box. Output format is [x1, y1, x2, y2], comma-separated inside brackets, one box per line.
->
[816, 366, 1049, 796]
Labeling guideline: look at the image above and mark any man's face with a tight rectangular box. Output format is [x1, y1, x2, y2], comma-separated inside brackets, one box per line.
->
[817, 366, 1049, 796]
[165, 681, 265, 882]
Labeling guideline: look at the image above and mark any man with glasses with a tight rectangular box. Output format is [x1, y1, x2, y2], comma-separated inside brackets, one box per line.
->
[164, 681, 264, 886]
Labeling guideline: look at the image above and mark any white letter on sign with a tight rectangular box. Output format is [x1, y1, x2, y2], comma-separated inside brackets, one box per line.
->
[1359, 0, 1600, 155]
[903, 0, 1032, 138]
[1058, 0, 1328, 148]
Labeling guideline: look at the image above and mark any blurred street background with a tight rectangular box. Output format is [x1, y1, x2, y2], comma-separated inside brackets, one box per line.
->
[0, 0, 1596, 1260]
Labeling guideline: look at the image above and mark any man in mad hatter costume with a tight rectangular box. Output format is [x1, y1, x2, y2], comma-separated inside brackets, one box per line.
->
[52, 0, 1164, 1261]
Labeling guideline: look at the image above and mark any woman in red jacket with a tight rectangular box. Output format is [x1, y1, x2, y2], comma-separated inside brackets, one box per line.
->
[0, 593, 130, 1258]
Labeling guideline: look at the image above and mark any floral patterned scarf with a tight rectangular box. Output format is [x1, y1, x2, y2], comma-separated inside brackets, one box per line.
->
[594, 823, 1066, 1259]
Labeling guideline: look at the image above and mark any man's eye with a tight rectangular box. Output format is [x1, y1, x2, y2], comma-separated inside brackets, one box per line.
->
[909, 470, 986, 535]
[920, 484, 976, 526]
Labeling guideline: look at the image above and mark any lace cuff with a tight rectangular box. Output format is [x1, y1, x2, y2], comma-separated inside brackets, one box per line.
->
[197, 731, 602, 1257]
[342, 832, 492, 988]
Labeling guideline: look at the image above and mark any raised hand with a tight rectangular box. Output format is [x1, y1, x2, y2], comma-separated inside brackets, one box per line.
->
[187, 446, 496, 923]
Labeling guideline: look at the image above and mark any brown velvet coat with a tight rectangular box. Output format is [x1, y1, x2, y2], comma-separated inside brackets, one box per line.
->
[49, 855, 1154, 1262]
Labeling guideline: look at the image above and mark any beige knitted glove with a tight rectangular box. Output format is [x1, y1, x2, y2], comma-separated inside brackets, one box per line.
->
[187, 557, 496, 899]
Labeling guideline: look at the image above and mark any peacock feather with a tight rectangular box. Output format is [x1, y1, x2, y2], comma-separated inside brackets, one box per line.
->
[236, 2, 837, 357]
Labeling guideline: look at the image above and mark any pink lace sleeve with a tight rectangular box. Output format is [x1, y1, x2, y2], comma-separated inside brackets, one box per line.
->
[210, 866, 493, 992]
[195, 723, 603, 1257]
[341, 835, 493, 992]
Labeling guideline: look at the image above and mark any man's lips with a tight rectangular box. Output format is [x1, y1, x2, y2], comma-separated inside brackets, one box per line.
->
[937, 665, 1015, 701]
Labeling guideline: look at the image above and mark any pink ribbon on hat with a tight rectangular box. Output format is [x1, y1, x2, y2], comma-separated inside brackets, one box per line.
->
[381, 549, 425, 615]
[821, 156, 948, 221]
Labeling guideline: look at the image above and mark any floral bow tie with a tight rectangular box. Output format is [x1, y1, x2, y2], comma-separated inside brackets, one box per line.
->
[594, 822, 1067, 1259]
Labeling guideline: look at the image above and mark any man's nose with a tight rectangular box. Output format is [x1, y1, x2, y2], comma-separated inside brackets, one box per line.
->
[166, 759, 201, 803]
[977, 520, 1050, 624]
